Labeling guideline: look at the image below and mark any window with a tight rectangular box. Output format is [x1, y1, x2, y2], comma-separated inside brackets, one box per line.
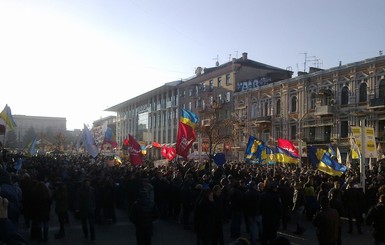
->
[188, 102, 192, 111]
[341, 86, 349, 105]
[251, 103, 258, 118]
[226, 92, 231, 102]
[226, 74, 231, 85]
[218, 94, 222, 103]
[359, 82, 367, 102]
[217, 77, 222, 87]
[290, 125, 297, 140]
[340, 121, 349, 138]
[189, 88, 193, 96]
[380, 79, 385, 99]
[290, 96, 297, 113]
[275, 126, 282, 139]
[310, 93, 316, 109]
[209, 80, 214, 89]
[276, 99, 281, 116]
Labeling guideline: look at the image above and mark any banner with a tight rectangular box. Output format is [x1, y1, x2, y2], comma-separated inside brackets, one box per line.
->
[128, 134, 143, 165]
[176, 122, 196, 158]
[364, 127, 377, 158]
[350, 126, 361, 159]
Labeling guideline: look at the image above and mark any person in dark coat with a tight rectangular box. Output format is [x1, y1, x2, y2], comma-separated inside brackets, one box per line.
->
[129, 172, 157, 245]
[343, 181, 365, 234]
[212, 184, 225, 245]
[0, 196, 27, 245]
[260, 180, 282, 245]
[243, 181, 261, 245]
[0, 168, 22, 227]
[52, 179, 68, 239]
[313, 197, 340, 245]
[229, 179, 245, 239]
[76, 179, 96, 241]
[292, 181, 306, 235]
[193, 188, 215, 245]
[30, 180, 51, 242]
[366, 194, 385, 244]
[329, 188, 344, 245]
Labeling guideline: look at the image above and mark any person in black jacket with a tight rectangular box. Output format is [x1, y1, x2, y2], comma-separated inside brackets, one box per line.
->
[243, 181, 261, 245]
[193, 188, 215, 245]
[366, 194, 385, 244]
[129, 172, 157, 245]
[0, 196, 27, 245]
[260, 180, 282, 245]
[76, 179, 96, 241]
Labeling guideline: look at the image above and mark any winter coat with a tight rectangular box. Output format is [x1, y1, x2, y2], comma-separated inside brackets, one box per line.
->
[366, 202, 385, 242]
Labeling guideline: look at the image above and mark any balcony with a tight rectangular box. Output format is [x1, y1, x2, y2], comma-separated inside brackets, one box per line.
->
[314, 105, 334, 116]
[369, 98, 385, 108]
[255, 116, 272, 123]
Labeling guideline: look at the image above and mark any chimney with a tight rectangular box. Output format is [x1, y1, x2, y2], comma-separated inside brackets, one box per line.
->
[242, 52, 248, 61]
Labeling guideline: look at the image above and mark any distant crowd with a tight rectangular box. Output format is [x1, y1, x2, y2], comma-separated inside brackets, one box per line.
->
[0, 149, 385, 245]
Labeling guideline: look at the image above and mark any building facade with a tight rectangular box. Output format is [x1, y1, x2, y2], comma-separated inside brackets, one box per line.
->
[106, 52, 292, 160]
[233, 55, 385, 162]
[12, 115, 67, 147]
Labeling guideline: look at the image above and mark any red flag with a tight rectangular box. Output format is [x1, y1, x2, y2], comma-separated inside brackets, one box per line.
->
[128, 134, 143, 166]
[277, 138, 300, 158]
[161, 146, 168, 158]
[176, 121, 196, 158]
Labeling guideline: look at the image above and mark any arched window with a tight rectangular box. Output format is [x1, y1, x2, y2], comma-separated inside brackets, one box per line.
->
[359, 83, 368, 103]
[310, 93, 316, 109]
[251, 103, 258, 118]
[264, 101, 269, 116]
[290, 96, 297, 113]
[341, 86, 349, 105]
[276, 99, 281, 116]
[380, 79, 385, 99]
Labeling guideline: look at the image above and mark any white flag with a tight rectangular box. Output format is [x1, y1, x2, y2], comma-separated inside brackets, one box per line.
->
[346, 151, 351, 169]
[336, 146, 342, 164]
[377, 143, 384, 161]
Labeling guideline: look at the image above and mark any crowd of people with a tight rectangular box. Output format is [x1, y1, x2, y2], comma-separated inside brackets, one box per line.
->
[0, 148, 385, 245]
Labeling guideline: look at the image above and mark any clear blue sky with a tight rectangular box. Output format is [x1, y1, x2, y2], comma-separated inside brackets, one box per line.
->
[1, 0, 384, 130]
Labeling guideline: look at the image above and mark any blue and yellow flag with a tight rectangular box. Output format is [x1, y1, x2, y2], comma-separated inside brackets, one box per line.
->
[275, 146, 300, 164]
[0, 104, 17, 130]
[308, 146, 347, 176]
[245, 136, 265, 162]
[180, 109, 199, 128]
[261, 146, 276, 164]
[327, 143, 337, 158]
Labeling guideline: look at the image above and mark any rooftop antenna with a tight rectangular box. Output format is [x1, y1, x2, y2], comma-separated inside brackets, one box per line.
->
[213, 55, 219, 66]
[300, 52, 318, 72]
[380, 50, 383, 56]
[234, 51, 239, 59]
[228, 54, 232, 62]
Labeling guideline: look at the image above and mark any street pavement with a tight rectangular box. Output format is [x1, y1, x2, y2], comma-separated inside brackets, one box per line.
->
[18, 208, 373, 245]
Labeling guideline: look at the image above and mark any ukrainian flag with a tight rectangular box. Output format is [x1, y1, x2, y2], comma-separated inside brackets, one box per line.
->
[0, 104, 17, 130]
[180, 109, 199, 128]
[275, 146, 300, 164]
[308, 146, 347, 176]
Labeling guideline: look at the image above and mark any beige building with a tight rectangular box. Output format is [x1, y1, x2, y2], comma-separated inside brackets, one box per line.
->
[233, 55, 385, 162]
[12, 115, 66, 147]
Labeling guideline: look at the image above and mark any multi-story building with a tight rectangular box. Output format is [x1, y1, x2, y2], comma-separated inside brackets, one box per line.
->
[233, 55, 385, 162]
[106, 52, 292, 160]
[178, 52, 292, 159]
[12, 115, 66, 147]
[106, 81, 181, 159]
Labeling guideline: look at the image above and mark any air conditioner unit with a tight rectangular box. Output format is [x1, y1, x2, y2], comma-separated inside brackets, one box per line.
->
[202, 119, 211, 126]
